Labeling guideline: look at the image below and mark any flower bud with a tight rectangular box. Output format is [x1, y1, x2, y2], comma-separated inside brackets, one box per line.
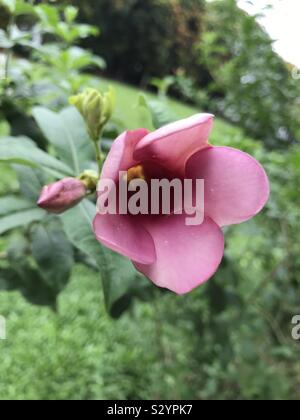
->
[37, 178, 87, 214]
[69, 87, 115, 141]
[79, 169, 99, 191]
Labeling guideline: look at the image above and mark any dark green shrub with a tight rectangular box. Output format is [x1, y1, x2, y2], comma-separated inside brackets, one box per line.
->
[0, 6, 8, 29]
[71, 0, 205, 84]
[199, 0, 300, 148]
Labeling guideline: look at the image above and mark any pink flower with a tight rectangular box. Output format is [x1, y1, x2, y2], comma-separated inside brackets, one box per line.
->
[93, 114, 270, 294]
[37, 178, 86, 214]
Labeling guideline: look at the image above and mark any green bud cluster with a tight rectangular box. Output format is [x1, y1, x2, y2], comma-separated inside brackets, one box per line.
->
[70, 87, 115, 142]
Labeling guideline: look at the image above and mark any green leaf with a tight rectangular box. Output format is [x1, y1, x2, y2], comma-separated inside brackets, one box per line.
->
[0, 119, 10, 136]
[0, 136, 74, 177]
[30, 219, 74, 292]
[13, 166, 46, 201]
[1, 234, 59, 307]
[134, 95, 155, 131]
[64, 6, 78, 23]
[20, 268, 58, 307]
[76, 24, 99, 39]
[138, 94, 177, 129]
[61, 199, 144, 317]
[0, 266, 58, 307]
[15, 0, 35, 16]
[0, 0, 16, 13]
[0, 268, 20, 291]
[34, 4, 60, 29]
[60, 199, 101, 265]
[65, 47, 106, 71]
[0, 208, 46, 235]
[32, 106, 94, 174]
[0, 195, 34, 217]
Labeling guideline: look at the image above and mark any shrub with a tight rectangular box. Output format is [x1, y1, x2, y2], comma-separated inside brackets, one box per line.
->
[0, 1, 104, 142]
[72, 0, 206, 84]
[198, 0, 300, 148]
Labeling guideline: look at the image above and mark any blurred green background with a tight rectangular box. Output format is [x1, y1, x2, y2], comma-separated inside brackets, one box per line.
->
[0, 0, 300, 400]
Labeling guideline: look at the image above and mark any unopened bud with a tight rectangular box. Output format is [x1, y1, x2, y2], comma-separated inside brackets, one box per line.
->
[37, 178, 86, 214]
[69, 87, 115, 141]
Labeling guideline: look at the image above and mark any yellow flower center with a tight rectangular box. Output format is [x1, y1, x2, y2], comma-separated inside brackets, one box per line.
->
[126, 164, 146, 182]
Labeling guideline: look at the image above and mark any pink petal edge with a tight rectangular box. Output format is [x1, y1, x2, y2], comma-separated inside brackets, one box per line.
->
[186, 146, 270, 227]
[134, 114, 214, 176]
[101, 129, 149, 182]
[134, 214, 225, 295]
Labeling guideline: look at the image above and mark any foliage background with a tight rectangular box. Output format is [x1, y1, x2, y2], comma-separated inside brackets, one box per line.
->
[0, 0, 300, 400]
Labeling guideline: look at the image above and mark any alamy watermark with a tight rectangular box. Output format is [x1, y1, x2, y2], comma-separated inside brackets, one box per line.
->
[0, 315, 6, 340]
[291, 315, 300, 341]
[291, 67, 300, 80]
[97, 171, 205, 226]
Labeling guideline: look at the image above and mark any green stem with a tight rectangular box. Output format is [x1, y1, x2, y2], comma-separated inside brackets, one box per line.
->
[93, 141, 103, 174]
[92, 129, 104, 175]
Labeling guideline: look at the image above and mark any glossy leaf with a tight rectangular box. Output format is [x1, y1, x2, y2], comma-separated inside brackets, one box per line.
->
[30, 219, 74, 292]
[0, 195, 34, 217]
[33, 106, 94, 174]
[0, 136, 74, 177]
[13, 166, 46, 202]
[61, 199, 145, 317]
[0, 208, 46, 235]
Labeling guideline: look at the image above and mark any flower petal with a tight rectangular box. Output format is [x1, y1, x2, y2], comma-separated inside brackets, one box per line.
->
[93, 213, 156, 265]
[134, 215, 224, 294]
[101, 129, 149, 181]
[186, 146, 270, 227]
[134, 114, 214, 176]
